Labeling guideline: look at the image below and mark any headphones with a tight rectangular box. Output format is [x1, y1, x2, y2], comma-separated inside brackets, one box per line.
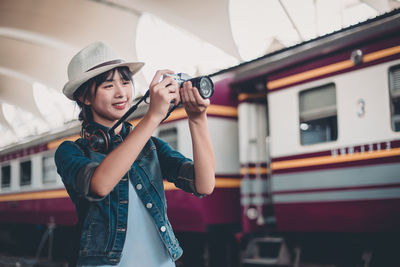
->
[80, 91, 148, 154]
[81, 88, 175, 154]
[82, 122, 132, 154]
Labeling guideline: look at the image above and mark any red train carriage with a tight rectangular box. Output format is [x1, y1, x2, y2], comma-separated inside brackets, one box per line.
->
[0, 75, 242, 265]
[1, 9, 400, 266]
[229, 9, 400, 266]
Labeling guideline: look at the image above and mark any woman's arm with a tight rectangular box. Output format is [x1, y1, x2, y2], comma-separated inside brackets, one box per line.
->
[89, 70, 181, 197]
[181, 81, 215, 195]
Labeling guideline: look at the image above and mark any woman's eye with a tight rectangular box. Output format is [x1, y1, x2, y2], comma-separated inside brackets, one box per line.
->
[104, 84, 113, 88]
[122, 81, 130, 86]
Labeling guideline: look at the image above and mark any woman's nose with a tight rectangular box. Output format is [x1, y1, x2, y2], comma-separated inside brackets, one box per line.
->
[115, 83, 126, 97]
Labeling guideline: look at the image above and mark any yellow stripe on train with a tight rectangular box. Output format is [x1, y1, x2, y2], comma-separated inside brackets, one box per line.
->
[0, 178, 241, 201]
[267, 45, 400, 90]
[271, 147, 400, 170]
[240, 167, 269, 175]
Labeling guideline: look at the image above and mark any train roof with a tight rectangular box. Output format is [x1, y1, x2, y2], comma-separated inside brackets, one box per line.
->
[0, 121, 81, 156]
[1, 9, 399, 156]
[211, 8, 400, 84]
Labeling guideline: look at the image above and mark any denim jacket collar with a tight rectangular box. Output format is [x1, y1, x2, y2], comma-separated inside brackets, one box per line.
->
[86, 120, 131, 141]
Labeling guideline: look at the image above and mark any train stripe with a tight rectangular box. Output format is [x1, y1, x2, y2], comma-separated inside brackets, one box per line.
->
[272, 140, 400, 162]
[271, 147, 400, 171]
[273, 187, 400, 203]
[0, 188, 68, 201]
[240, 167, 269, 175]
[272, 183, 400, 195]
[131, 104, 238, 125]
[164, 178, 241, 190]
[272, 162, 400, 193]
[48, 134, 80, 150]
[267, 45, 400, 90]
[238, 93, 265, 102]
[45, 105, 238, 152]
[0, 177, 241, 202]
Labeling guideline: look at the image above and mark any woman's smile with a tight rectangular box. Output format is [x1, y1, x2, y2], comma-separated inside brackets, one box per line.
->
[113, 101, 128, 110]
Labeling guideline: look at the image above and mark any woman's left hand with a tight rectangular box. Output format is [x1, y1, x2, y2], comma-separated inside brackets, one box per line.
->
[180, 81, 210, 121]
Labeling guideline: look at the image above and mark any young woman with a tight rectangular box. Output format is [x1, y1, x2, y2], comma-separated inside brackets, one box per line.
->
[55, 42, 215, 266]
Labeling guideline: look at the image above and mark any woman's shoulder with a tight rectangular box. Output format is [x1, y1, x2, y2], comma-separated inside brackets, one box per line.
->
[55, 139, 87, 159]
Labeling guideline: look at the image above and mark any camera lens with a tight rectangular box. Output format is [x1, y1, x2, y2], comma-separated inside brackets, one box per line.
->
[191, 76, 214, 99]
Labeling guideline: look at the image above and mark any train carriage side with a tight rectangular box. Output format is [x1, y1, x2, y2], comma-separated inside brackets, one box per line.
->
[268, 33, 400, 233]
[0, 78, 243, 264]
[232, 11, 400, 265]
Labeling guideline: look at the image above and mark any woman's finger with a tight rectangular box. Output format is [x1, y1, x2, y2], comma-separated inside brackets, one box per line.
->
[150, 69, 174, 88]
[181, 83, 195, 110]
[191, 84, 209, 107]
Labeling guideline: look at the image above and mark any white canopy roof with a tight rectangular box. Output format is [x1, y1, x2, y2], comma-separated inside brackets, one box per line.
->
[0, 0, 399, 149]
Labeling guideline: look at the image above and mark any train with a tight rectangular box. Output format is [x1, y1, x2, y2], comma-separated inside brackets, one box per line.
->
[0, 8, 400, 267]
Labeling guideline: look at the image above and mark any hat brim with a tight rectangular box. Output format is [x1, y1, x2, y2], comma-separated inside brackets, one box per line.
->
[63, 61, 144, 100]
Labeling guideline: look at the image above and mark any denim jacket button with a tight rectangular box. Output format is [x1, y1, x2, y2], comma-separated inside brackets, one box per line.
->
[136, 184, 143, 190]
[160, 226, 166, 232]
[146, 203, 153, 209]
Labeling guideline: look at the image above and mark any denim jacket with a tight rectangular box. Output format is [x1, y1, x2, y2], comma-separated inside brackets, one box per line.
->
[54, 122, 204, 266]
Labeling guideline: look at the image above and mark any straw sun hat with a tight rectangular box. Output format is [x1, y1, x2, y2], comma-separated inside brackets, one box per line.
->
[62, 41, 144, 100]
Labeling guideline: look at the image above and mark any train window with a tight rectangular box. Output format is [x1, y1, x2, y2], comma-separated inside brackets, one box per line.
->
[1, 165, 11, 188]
[299, 83, 338, 145]
[389, 65, 400, 132]
[158, 127, 178, 150]
[43, 155, 57, 184]
[20, 160, 31, 186]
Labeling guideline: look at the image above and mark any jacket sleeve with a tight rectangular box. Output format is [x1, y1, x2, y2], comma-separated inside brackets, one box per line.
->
[54, 141, 104, 202]
[152, 137, 206, 198]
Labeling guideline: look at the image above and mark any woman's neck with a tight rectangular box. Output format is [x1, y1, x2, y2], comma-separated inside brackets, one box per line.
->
[92, 119, 123, 134]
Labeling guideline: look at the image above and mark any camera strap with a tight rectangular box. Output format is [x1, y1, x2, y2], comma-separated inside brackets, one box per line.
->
[109, 90, 150, 134]
[109, 90, 180, 134]
[161, 102, 181, 123]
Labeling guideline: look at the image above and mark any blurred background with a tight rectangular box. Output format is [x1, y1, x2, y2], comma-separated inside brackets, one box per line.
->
[0, 0, 400, 266]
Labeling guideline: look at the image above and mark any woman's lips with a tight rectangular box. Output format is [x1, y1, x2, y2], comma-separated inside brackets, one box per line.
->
[113, 102, 126, 110]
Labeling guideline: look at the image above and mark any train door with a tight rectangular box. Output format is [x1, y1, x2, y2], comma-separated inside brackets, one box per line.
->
[237, 89, 274, 233]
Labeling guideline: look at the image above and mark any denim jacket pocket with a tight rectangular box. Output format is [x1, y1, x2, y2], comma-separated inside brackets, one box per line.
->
[80, 198, 111, 255]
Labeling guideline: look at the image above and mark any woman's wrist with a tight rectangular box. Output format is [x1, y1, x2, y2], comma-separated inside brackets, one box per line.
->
[143, 112, 163, 127]
[188, 111, 207, 125]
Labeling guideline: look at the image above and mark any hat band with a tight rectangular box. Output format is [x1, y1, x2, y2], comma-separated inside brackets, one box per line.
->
[86, 59, 124, 72]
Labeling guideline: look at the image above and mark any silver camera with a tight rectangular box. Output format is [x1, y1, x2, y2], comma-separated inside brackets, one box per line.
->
[165, 73, 214, 99]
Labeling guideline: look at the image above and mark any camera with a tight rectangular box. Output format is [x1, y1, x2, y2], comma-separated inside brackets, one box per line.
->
[165, 73, 214, 99]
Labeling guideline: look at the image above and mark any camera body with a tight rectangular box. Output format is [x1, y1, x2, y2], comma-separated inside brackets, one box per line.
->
[165, 73, 214, 99]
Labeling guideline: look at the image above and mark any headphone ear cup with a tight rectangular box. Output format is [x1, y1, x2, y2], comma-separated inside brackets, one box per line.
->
[88, 128, 110, 153]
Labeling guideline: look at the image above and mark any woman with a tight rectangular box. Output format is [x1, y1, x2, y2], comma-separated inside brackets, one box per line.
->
[55, 41, 215, 266]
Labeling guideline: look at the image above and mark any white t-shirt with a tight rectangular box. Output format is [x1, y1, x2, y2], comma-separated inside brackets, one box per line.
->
[81, 180, 175, 267]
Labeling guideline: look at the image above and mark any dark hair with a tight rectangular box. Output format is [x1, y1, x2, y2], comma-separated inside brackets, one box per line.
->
[73, 66, 133, 127]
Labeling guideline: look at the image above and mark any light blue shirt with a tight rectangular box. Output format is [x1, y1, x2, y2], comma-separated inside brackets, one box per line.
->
[81, 180, 175, 267]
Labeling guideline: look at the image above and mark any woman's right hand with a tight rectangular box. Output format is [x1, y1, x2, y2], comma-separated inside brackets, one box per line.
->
[147, 70, 181, 123]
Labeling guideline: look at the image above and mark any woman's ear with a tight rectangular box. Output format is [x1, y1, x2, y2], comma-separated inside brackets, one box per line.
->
[83, 97, 91, 106]
[79, 82, 96, 105]
[78, 95, 91, 106]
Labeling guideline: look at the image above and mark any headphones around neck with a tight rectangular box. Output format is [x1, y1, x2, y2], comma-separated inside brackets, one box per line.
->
[82, 122, 132, 154]
[81, 88, 174, 154]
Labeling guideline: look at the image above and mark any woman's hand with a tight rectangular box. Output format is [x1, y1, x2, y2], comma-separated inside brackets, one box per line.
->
[147, 70, 181, 122]
[180, 81, 210, 122]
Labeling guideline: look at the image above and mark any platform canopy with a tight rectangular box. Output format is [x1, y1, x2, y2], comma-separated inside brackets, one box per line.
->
[0, 0, 399, 149]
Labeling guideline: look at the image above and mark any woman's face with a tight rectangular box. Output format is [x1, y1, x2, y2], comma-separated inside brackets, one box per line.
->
[84, 70, 133, 127]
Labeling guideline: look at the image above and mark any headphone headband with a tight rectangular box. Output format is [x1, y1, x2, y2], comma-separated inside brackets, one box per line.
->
[82, 122, 132, 153]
